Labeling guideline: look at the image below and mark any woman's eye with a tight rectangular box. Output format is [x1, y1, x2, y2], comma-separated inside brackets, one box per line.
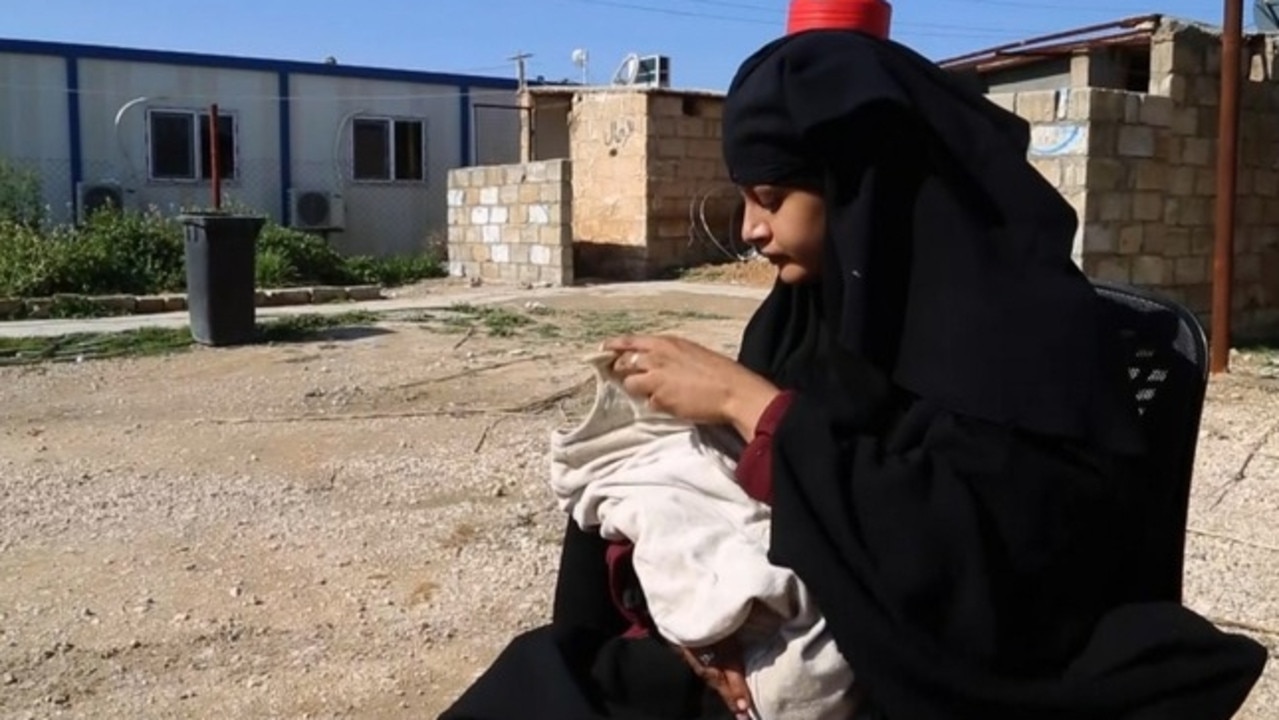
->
[745, 186, 783, 212]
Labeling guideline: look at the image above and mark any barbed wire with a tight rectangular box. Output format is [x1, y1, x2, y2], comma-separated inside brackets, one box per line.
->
[686, 187, 753, 263]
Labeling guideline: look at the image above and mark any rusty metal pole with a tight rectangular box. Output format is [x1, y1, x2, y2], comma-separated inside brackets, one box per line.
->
[209, 104, 222, 211]
[1210, 0, 1244, 374]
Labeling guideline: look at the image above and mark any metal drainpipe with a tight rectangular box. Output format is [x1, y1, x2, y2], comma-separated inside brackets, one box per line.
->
[1211, 0, 1244, 374]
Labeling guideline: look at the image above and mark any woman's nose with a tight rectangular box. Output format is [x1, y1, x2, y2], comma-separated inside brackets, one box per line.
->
[740, 215, 770, 247]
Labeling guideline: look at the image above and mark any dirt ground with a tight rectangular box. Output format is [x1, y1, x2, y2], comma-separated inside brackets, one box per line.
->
[1, 281, 1276, 719]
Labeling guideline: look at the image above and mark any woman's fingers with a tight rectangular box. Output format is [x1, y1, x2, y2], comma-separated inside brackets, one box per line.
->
[720, 666, 754, 719]
[601, 335, 650, 353]
[707, 644, 753, 719]
[602, 334, 683, 356]
[620, 369, 662, 401]
[610, 350, 644, 376]
[674, 643, 754, 719]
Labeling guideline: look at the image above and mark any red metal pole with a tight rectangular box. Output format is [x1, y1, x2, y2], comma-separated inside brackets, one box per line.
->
[1210, 0, 1243, 374]
[209, 103, 222, 211]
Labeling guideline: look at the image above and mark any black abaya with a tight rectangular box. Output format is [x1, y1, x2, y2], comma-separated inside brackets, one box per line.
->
[439, 29, 1267, 720]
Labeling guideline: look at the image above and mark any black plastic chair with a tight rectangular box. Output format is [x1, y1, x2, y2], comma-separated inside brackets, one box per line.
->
[1092, 279, 1210, 605]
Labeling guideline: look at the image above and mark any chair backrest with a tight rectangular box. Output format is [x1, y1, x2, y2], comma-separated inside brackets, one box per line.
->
[1092, 279, 1210, 604]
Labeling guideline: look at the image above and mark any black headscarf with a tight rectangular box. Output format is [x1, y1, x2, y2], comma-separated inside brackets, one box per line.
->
[725, 29, 1143, 455]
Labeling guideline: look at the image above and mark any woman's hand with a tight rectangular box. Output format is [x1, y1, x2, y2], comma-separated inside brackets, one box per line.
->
[602, 334, 780, 439]
[673, 637, 755, 720]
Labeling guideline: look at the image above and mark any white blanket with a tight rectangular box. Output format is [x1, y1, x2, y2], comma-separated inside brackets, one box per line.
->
[548, 352, 857, 720]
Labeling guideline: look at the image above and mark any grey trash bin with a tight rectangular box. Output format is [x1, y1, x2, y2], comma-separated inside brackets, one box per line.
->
[179, 212, 265, 346]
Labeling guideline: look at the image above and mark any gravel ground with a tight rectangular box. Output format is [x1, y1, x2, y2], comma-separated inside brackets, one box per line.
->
[0, 283, 1274, 719]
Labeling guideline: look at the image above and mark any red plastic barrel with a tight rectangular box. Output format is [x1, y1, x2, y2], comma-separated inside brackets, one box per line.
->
[786, 0, 892, 38]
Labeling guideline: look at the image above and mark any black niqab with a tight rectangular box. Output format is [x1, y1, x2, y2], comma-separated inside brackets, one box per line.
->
[725, 29, 1143, 454]
[437, 29, 1266, 720]
[721, 29, 1266, 720]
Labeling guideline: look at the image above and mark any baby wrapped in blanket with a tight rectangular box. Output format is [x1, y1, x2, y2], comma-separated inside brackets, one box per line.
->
[548, 351, 856, 720]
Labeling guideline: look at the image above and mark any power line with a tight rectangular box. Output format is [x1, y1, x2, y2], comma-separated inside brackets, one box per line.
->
[932, 0, 1150, 10]
[508, 51, 534, 90]
[568, 0, 1151, 37]
[686, 0, 1143, 14]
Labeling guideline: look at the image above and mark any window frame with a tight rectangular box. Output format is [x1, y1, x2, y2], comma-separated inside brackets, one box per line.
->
[350, 115, 428, 185]
[144, 107, 240, 184]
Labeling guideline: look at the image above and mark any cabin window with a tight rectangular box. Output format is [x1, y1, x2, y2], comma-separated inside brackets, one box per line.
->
[352, 117, 426, 182]
[147, 109, 237, 182]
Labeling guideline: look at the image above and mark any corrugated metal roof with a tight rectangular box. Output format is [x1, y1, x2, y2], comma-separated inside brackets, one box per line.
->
[938, 14, 1162, 74]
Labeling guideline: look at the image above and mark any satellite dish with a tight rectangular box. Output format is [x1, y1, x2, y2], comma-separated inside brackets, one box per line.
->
[612, 53, 640, 85]
[571, 48, 590, 84]
[1256, 0, 1279, 31]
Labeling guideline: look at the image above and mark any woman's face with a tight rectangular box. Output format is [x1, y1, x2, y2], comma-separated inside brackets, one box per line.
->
[738, 185, 826, 284]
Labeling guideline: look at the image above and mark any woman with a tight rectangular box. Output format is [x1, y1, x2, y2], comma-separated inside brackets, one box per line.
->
[439, 28, 1267, 720]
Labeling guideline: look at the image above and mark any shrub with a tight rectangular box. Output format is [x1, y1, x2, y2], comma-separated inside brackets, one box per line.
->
[254, 223, 356, 286]
[0, 160, 44, 228]
[253, 224, 447, 287]
[343, 253, 446, 286]
[0, 220, 64, 297]
[0, 205, 447, 301]
[75, 206, 187, 294]
[254, 246, 299, 288]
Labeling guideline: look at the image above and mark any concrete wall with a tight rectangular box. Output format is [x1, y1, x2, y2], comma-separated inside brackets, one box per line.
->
[77, 58, 281, 217]
[288, 74, 470, 257]
[566, 91, 650, 278]
[471, 95, 524, 167]
[986, 23, 1279, 338]
[0, 52, 73, 220]
[446, 159, 573, 286]
[981, 44, 1151, 96]
[983, 56, 1075, 93]
[526, 96, 571, 161]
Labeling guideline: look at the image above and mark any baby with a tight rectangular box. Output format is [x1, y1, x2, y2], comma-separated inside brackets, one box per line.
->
[548, 351, 856, 720]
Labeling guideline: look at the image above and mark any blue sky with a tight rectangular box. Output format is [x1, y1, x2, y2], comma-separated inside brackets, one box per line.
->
[7, 0, 1226, 89]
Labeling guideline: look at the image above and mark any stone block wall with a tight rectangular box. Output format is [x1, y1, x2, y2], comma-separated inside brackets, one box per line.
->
[645, 93, 737, 276]
[445, 160, 573, 286]
[552, 88, 737, 280]
[986, 89, 1092, 260]
[990, 40, 1279, 340]
[1147, 22, 1279, 337]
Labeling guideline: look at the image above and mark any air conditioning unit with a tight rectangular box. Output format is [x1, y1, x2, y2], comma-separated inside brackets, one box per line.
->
[76, 180, 125, 224]
[1256, 0, 1279, 31]
[635, 55, 671, 88]
[289, 189, 345, 230]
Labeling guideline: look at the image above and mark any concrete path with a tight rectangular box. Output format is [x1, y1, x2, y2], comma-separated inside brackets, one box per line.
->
[0, 281, 771, 338]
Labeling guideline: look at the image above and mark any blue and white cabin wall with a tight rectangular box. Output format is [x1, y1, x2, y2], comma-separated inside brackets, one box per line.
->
[0, 38, 521, 257]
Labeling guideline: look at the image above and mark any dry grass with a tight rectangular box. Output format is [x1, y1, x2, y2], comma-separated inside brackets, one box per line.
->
[680, 258, 778, 287]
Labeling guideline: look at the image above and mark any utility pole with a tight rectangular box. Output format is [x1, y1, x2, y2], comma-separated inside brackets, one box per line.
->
[509, 51, 534, 90]
[1210, 0, 1243, 374]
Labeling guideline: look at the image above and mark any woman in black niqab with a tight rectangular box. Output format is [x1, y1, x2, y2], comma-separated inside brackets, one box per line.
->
[438, 29, 1266, 720]
[718, 29, 1267, 719]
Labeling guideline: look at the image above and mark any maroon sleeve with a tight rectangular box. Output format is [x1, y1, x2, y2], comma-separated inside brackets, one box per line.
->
[735, 391, 796, 506]
[605, 541, 655, 639]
